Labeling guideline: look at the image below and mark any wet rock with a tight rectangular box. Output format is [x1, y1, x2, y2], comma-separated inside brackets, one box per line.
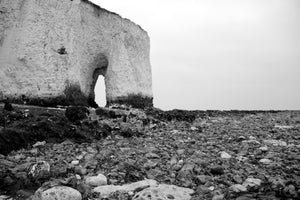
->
[31, 186, 82, 200]
[85, 174, 107, 187]
[93, 179, 158, 198]
[132, 184, 194, 200]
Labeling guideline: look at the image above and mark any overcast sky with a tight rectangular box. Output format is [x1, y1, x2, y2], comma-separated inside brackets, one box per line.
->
[92, 0, 300, 110]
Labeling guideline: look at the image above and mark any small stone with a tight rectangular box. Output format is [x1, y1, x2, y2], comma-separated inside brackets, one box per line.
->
[75, 174, 81, 180]
[259, 146, 268, 152]
[32, 141, 46, 148]
[230, 184, 247, 193]
[208, 186, 215, 191]
[76, 155, 84, 160]
[74, 166, 87, 175]
[210, 165, 224, 175]
[243, 178, 262, 188]
[220, 151, 231, 159]
[177, 149, 185, 155]
[249, 136, 256, 140]
[71, 160, 80, 165]
[28, 161, 50, 178]
[233, 175, 243, 184]
[195, 175, 209, 185]
[212, 194, 225, 200]
[85, 174, 107, 187]
[259, 158, 272, 164]
[190, 127, 197, 131]
[145, 152, 160, 159]
[236, 156, 248, 162]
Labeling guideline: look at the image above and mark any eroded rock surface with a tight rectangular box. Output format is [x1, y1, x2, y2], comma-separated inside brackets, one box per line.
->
[0, 0, 152, 108]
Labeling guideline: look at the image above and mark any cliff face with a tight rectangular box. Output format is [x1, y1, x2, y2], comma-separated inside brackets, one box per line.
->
[0, 0, 152, 108]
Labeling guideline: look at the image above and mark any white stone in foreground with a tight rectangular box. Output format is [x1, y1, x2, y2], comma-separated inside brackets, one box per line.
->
[93, 179, 158, 198]
[31, 186, 81, 200]
[132, 184, 194, 200]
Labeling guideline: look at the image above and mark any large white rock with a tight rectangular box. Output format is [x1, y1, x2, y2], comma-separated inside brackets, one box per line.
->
[93, 179, 158, 198]
[31, 186, 82, 200]
[0, 0, 152, 107]
[132, 184, 194, 200]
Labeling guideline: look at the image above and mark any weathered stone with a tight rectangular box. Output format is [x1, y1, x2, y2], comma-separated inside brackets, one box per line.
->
[93, 179, 158, 198]
[132, 184, 194, 200]
[0, 0, 152, 108]
[85, 174, 107, 187]
[31, 186, 82, 200]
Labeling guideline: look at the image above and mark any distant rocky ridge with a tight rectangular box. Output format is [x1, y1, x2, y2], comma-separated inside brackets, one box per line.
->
[0, 0, 152, 108]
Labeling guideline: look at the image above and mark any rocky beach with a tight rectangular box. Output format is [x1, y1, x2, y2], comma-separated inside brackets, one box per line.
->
[0, 104, 299, 200]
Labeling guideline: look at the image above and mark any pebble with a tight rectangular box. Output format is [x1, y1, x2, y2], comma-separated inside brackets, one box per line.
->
[259, 158, 272, 164]
[220, 151, 231, 159]
[85, 173, 107, 187]
[32, 141, 46, 148]
[210, 165, 224, 175]
[190, 127, 197, 131]
[243, 178, 262, 188]
[71, 160, 80, 165]
[212, 194, 225, 200]
[230, 184, 247, 192]
[74, 166, 87, 175]
[259, 146, 268, 152]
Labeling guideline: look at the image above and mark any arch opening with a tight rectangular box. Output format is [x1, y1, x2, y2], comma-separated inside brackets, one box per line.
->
[88, 67, 107, 108]
[94, 75, 106, 107]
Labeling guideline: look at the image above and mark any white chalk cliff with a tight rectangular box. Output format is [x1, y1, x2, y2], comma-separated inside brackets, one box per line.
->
[0, 0, 152, 107]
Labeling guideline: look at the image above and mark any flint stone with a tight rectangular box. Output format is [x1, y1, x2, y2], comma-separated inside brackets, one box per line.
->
[132, 184, 194, 200]
[93, 179, 158, 198]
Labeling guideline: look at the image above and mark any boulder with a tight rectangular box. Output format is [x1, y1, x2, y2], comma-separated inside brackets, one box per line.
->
[132, 184, 194, 200]
[31, 186, 82, 200]
[93, 179, 158, 198]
